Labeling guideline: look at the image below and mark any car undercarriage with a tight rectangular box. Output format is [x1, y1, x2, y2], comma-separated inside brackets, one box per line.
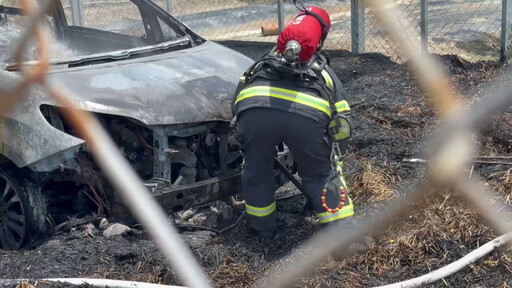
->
[0, 0, 293, 250]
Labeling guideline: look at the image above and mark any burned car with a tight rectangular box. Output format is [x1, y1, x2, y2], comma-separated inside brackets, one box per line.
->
[0, 0, 293, 250]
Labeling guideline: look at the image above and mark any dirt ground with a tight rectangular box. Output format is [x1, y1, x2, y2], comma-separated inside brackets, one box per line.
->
[1, 43, 511, 287]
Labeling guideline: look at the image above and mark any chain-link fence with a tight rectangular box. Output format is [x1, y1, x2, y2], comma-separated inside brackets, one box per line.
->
[427, 0, 502, 62]
[163, 0, 503, 63]
[58, 0, 507, 63]
[362, 0, 503, 62]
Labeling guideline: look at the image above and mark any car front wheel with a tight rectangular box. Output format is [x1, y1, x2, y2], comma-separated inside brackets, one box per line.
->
[0, 168, 49, 250]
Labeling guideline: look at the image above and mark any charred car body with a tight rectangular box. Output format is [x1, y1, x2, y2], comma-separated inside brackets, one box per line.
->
[0, 0, 293, 250]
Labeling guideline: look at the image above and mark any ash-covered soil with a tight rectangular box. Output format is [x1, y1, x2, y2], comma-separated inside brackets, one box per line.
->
[1, 43, 511, 288]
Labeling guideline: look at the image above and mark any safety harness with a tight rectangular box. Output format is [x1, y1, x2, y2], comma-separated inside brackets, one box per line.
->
[234, 48, 347, 115]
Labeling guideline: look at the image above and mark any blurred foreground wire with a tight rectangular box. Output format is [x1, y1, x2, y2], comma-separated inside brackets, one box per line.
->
[1, 0, 512, 287]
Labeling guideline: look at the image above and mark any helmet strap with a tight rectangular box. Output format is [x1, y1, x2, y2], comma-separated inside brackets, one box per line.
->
[302, 10, 329, 48]
[290, 6, 329, 49]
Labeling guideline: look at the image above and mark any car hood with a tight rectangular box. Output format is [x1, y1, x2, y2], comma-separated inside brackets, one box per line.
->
[46, 41, 253, 126]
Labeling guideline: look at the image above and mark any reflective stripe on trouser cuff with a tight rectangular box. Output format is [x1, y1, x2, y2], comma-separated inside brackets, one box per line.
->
[246, 202, 277, 217]
[317, 201, 354, 224]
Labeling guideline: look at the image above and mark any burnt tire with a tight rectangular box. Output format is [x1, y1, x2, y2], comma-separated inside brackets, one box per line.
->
[0, 168, 49, 250]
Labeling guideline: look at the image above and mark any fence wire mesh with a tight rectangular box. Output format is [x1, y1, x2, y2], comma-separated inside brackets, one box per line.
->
[363, 0, 503, 62]
[1, 0, 512, 287]
[54, 0, 508, 63]
[47, 0, 509, 62]
[364, 0, 422, 61]
[427, 0, 502, 62]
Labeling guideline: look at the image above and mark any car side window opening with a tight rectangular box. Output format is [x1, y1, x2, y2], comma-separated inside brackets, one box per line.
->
[62, 0, 148, 38]
[60, 0, 186, 42]
[0, 4, 43, 64]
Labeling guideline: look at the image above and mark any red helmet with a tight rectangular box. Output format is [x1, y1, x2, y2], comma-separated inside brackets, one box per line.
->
[277, 6, 331, 62]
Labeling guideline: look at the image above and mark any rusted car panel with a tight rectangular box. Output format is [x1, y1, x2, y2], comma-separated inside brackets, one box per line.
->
[43, 41, 252, 126]
[153, 173, 242, 212]
[0, 71, 84, 170]
[0, 40, 251, 168]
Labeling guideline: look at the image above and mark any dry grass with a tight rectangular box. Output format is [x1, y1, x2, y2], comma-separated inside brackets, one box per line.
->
[296, 192, 510, 287]
[488, 168, 512, 205]
[353, 161, 396, 204]
[208, 256, 259, 288]
[497, 169, 512, 204]
[473, 111, 512, 206]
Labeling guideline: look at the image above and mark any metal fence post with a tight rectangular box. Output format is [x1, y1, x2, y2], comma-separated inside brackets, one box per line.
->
[70, 0, 83, 27]
[420, 0, 428, 54]
[277, 0, 285, 33]
[166, 0, 173, 14]
[501, 0, 511, 63]
[351, 0, 365, 53]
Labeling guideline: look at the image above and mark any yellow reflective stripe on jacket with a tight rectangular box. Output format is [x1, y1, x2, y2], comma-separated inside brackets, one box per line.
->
[321, 69, 334, 90]
[236, 86, 332, 117]
[335, 100, 350, 113]
[246, 202, 276, 217]
[317, 199, 354, 224]
[238, 86, 331, 107]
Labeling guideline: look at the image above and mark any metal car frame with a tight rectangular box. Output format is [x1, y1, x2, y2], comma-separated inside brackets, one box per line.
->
[0, 0, 293, 249]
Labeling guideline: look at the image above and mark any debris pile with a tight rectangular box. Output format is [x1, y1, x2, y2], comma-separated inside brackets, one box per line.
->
[175, 200, 236, 229]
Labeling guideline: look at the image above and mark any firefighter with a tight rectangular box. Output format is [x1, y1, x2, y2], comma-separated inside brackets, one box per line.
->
[232, 5, 356, 237]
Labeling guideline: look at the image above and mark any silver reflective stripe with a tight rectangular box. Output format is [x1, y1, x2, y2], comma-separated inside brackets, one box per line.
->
[317, 204, 354, 224]
[246, 201, 277, 217]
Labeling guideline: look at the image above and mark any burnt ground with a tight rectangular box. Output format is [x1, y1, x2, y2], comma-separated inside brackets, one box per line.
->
[1, 42, 512, 287]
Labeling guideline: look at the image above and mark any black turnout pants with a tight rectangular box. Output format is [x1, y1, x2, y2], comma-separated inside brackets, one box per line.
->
[236, 108, 338, 232]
